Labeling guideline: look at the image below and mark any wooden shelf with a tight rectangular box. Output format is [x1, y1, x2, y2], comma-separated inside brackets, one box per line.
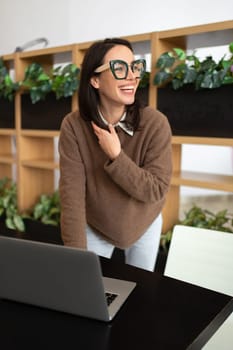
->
[0, 155, 16, 164]
[18, 44, 76, 58]
[20, 130, 60, 137]
[123, 32, 152, 42]
[0, 129, 16, 136]
[172, 136, 233, 147]
[2, 54, 15, 60]
[172, 171, 233, 192]
[21, 159, 59, 170]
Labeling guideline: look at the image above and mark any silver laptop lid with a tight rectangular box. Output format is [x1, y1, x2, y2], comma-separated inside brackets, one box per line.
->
[0, 236, 136, 321]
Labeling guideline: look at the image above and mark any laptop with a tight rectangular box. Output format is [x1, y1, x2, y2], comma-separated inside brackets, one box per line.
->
[0, 236, 136, 322]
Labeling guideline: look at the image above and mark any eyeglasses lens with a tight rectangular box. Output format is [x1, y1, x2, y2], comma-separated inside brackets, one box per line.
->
[111, 59, 146, 79]
[131, 60, 145, 78]
[112, 61, 128, 79]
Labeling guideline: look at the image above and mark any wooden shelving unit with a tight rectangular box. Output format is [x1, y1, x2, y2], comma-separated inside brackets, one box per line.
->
[0, 53, 16, 180]
[149, 20, 233, 232]
[1, 44, 82, 210]
[0, 20, 232, 230]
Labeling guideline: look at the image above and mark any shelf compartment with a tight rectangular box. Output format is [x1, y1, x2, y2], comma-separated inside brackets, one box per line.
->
[21, 94, 71, 131]
[0, 98, 15, 128]
[0, 135, 16, 158]
[172, 171, 233, 192]
[18, 167, 55, 211]
[19, 135, 56, 160]
[15, 44, 77, 86]
[0, 133, 16, 178]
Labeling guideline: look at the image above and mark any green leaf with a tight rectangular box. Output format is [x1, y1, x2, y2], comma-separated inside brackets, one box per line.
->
[229, 42, 233, 54]
[6, 217, 16, 230]
[153, 71, 171, 86]
[172, 78, 184, 90]
[51, 63, 79, 99]
[2, 195, 11, 208]
[38, 73, 50, 81]
[173, 48, 186, 60]
[156, 52, 175, 69]
[30, 190, 60, 226]
[13, 214, 25, 232]
[33, 203, 44, 219]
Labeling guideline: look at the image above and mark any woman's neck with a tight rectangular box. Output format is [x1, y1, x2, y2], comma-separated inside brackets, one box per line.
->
[98, 105, 125, 125]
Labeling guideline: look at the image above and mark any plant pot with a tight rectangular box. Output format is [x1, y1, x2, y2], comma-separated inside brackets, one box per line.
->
[157, 84, 233, 138]
[0, 98, 15, 128]
[0, 217, 63, 245]
[23, 219, 63, 245]
[21, 93, 72, 130]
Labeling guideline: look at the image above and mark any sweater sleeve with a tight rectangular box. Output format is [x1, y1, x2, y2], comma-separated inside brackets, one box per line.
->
[104, 113, 172, 203]
[59, 115, 87, 248]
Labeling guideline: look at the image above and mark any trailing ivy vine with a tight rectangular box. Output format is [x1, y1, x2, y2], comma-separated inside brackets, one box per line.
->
[0, 58, 19, 101]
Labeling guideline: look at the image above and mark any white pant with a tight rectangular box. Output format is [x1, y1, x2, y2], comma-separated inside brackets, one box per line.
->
[86, 214, 162, 272]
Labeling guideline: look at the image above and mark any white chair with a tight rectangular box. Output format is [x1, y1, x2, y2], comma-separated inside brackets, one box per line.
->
[164, 225, 233, 350]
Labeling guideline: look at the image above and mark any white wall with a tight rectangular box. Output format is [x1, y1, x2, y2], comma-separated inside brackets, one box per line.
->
[68, 0, 233, 43]
[1, 0, 232, 197]
[1, 0, 233, 54]
[0, 0, 69, 54]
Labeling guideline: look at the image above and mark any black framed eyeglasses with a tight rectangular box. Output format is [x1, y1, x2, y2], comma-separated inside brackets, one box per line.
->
[94, 59, 146, 80]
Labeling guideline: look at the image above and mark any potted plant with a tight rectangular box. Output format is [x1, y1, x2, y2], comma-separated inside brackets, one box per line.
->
[0, 176, 62, 244]
[153, 42, 233, 137]
[20, 62, 80, 130]
[22, 190, 62, 244]
[30, 190, 60, 226]
[0, 58, 19, 128]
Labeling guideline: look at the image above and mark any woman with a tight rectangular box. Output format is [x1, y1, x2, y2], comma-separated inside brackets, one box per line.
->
[59, 38, 172, 271]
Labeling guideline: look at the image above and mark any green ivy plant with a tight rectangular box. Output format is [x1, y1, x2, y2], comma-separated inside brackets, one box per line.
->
[0, 57, 19, 101]
[31, 190, 60, 226]
[0, 177, 25, 231]
[21, 62, 80, 103]
[21, 62, 51, 103]
[160, 205, 233, 252]
[51, 63, 80, 99]
[0, 177, 61, 232]
[154, 42, 233, 90]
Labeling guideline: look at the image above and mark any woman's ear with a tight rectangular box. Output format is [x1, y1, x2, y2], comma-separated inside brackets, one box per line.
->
[90, 76, 100, 89]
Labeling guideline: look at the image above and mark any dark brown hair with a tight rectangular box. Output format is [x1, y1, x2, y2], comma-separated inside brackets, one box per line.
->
[78, 38, 142, 131]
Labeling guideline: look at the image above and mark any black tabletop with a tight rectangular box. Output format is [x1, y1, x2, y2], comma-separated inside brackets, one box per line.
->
[0, 227, 232, 350]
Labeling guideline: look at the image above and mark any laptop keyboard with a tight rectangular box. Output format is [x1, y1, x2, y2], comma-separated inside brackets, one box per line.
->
[105, 292, 118, 306]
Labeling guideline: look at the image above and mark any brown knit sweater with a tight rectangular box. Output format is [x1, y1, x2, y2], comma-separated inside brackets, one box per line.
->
[59, 106, 172, 249]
